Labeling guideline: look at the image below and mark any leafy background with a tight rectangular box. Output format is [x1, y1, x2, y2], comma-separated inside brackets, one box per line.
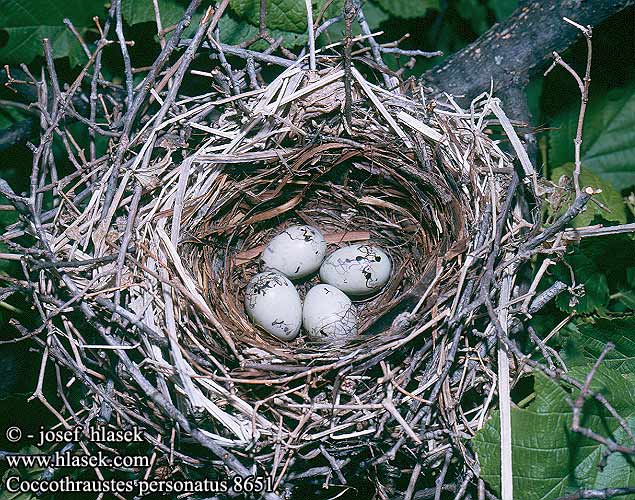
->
[0, 1, 634, 498]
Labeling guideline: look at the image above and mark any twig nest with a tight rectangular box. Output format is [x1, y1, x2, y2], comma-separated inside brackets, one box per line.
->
[302, 284, 358, 340]
[320, 244, 392, 296]
[244, 272, 302, 340]
[261, 225, 327, 278]
[17, 35, 529, 495]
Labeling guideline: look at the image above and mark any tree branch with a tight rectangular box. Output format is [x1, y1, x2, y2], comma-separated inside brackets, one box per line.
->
[422, 0, 634, 100]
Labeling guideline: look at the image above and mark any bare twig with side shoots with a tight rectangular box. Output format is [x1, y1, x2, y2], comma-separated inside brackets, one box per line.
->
[114, 0, 134, 108]
[101, 0, 202, 219]
[545, 18, 593, 197]
[252, 0, 295, 60]
[381, 47, 443, 58]
[527, 281, 568, 314]
[520, 190, 593, 256]
[434, 449, 453, 500]
[353, 0, 394, 87]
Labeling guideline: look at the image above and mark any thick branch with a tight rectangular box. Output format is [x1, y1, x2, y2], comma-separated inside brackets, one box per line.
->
[422, 0, 634, 100]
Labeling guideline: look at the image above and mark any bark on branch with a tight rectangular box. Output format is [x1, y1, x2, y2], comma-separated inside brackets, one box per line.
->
[422, 0, 634, 100]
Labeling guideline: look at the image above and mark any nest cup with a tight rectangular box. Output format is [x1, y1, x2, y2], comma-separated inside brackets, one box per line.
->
[182, 138, 465, 353]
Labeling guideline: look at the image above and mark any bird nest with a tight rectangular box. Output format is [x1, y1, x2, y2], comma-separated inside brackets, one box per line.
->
[5, 38, 560, 496]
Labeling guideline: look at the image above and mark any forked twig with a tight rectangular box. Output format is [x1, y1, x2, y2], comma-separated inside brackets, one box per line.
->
[545, 17, 593, 197]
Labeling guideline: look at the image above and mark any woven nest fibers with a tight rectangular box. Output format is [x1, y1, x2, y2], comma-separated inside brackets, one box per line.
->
[185, 139, 466, 354]
[28, 61, 517, 493]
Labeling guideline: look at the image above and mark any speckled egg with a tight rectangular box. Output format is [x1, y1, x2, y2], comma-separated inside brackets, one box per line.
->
[244, 272, 302, 340]
[302, 284, 358, 340]
[319, 244, 392, 296]
[261, 225, 327, 279]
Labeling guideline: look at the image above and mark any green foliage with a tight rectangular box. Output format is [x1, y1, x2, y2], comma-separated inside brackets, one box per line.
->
[558, 248, 610, 313]
[0, 445, 45, 500]
[219, 10, 308, 48]
[550, 164, 628, 227]
[120, 0, 187, 27]
[375, 0, 439, 19]
[456, 0, 489, 34]
[357, 1, 390, 29]
[550, 83, 635, 190]
[550, 235, 635, 314]
[230, 0, 311, 33]
[226, 0, 340, 46]
[563, 317, 635, 374]
[0, 0, 104, 66]
[616, 269, 635, 311]
[474, 365, 635, 500]
[0, 106, 29, 131]
[487, 0, 517, 21]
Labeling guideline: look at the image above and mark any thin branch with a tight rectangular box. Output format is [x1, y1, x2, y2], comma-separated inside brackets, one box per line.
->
[544, 18, 593, 196]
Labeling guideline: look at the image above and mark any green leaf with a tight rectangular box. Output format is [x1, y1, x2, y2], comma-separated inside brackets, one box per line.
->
[568, 364, 635, 413]
[550, 83, 635, 190]
[0, 0, 105, 65]
[375, 0, 439, 19]
[564, 317, 635, 374]
[362, 1, 390, 29]
[614, 289, 635, 311]
[456, 0, 489, 34]
[217, 11, 258, 45]
[555, 247, 610, 313]
[551, 163, 627, 227]
[474, 372, 635, 500]
[120, 0, 187, 27]
[487, 0, 517, 21]
[218, 11, 308, 48]
[549, 235, 635, 314]
[0, 445, 47, 500]
[230, 0, 309, 32]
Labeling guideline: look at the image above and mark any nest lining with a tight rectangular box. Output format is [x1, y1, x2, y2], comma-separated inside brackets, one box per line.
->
[184, 139, 466, 355]
[24, 59, 519, 491]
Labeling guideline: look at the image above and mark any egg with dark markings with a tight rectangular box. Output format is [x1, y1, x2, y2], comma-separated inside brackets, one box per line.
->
[302, 284, 358, 340]
[261, 225, 327, 279]
[320, 244, 391, 296]
[244, 271, 302, 340]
